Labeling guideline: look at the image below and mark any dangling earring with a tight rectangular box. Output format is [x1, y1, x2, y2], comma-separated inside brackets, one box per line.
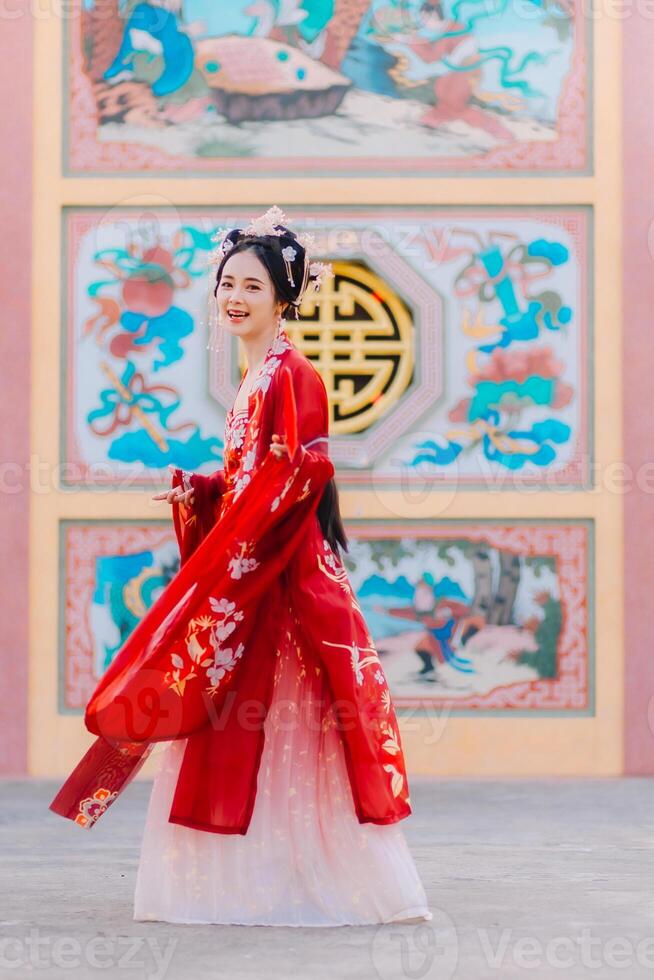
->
[206, 279, 221, 352]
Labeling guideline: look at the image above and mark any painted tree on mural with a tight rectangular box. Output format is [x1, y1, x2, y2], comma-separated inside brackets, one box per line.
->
[469, 546, 520, 626]
[342, 535, 564, 696]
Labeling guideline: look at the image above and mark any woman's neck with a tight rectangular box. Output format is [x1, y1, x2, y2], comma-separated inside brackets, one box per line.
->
[241, 325, 278, 378]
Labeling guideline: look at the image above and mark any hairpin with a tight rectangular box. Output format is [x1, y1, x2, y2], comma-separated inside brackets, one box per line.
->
[281, 245, 297, 288]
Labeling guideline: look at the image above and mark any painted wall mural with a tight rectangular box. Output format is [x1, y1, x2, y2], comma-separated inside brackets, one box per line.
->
[60, 521, 178, 711]
[344, 520, 592, 712]
[64, 209, 225, 486]
[60, 519, 592, 713]
[63, 206, 590, 488]
[66, 0, 590, 175]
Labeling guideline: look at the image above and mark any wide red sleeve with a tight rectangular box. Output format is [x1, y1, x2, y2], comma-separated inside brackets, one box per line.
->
[170, 466, 227, 565]
[272, 359, 330, 461]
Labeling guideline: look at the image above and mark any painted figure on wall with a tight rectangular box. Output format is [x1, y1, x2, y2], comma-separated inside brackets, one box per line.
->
[381, 0, 515, 140]
[349, 526, 589, 710]
[69, 0, 586, 172]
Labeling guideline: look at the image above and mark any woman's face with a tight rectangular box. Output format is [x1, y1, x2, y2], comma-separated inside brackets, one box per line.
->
[215, 248, 283, 340]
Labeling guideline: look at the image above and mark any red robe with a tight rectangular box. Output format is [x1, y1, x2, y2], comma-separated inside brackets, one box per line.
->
[50, 330, 412, 833]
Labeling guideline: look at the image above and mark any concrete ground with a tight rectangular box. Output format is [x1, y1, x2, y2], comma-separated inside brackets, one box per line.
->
[2, 777, 654, 980]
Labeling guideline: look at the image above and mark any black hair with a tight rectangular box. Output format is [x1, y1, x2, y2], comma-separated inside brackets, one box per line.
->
[316, 476, 349, 557]
[214, 224, 349, 557]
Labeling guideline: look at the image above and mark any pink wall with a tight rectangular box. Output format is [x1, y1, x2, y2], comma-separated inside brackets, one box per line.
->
[623, 13, 654, 772]
[0, 9, 31, 773]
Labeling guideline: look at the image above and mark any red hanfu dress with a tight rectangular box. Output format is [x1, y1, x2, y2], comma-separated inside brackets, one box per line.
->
[50, 328, 431, 926]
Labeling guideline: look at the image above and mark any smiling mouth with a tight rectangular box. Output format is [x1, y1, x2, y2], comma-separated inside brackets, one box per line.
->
[228, 310, 249, 320]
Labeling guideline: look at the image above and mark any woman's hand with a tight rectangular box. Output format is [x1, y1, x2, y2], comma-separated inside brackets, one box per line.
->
[152, 465, 195, 506]
[269, 433, 290, 459]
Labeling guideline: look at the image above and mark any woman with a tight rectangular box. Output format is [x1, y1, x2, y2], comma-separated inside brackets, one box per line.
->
[50, 207, 431, 927]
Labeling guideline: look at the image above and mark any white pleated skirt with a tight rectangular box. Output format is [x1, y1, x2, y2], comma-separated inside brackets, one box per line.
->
[133, 631, 431, 927]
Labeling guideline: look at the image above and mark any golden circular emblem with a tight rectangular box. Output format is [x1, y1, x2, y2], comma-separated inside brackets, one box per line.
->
[286, 261, 414, 435]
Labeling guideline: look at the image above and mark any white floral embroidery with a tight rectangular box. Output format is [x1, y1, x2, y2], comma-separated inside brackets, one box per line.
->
[270, 331, 292, 357]
[241, 447, 256, 472]
[205, 596, 246, 692]
[382, 763, 405, 798]
[213, 618, 236, 642]
[270, 465, 301, 512]
[229, 556, 259, 579]
[209, 597, 240, 616]
[322, 638, 381, 687]
[229, 421, 247, 449]
[318, 539, 363, 614]
[165, 598, 245, 698]
[233, 472, 252, 499]
[246, 332, 293, 399]
[322, 539, 340, 573]
[374, 669, 385, 685]
[380, 722, 401, 755]
[250, 357, 281, 396]
[225, 328, 292, 498]
[207, 642, 245, 688]
[228, 541, 260, 580]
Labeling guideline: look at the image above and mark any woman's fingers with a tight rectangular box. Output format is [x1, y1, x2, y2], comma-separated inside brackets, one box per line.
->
[151, 488, 194, 505]
[269, 434, 289, 457]
[151, 490, 179, 503]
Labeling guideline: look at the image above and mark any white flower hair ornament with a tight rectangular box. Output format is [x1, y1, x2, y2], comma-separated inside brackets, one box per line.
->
[207, 227, 235, 268]
[243, 205, 287, 238]
[307, 260, 334, 295]
[281, 245, 297, 287]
